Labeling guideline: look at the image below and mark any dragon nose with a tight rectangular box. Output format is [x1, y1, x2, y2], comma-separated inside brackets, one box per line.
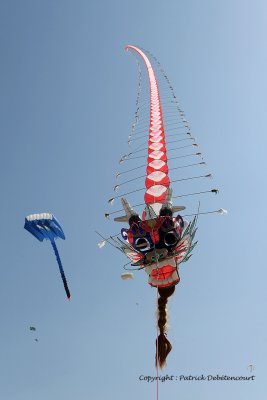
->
[145, 248, 168, 263]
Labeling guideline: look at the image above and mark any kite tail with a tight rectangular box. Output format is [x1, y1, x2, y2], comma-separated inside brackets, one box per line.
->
[156, 286, 175, 368]
[51, 240, 71, 300]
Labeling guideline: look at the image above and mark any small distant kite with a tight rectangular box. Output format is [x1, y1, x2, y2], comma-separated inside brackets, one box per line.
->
[29, 326, 38, 342]
[24, 213, 71, 299]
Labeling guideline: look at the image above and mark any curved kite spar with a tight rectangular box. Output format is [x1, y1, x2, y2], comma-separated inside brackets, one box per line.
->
[24, 213, 71, 300]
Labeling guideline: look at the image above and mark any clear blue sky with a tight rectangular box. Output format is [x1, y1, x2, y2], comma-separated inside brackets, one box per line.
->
[0, 1, 266, 399]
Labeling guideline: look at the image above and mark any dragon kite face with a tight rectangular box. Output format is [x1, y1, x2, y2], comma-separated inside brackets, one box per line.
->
[122, 214, 184, 256]
[121, 212, 196, 288]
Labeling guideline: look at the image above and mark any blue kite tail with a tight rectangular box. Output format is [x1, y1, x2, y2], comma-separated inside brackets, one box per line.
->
[51, 240, 71, 300]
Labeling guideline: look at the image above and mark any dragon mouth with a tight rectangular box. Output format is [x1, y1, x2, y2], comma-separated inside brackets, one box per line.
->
[145, 258, 180, 288]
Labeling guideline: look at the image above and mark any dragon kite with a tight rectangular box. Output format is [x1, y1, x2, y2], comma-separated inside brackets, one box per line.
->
[99, 45, 226, 368]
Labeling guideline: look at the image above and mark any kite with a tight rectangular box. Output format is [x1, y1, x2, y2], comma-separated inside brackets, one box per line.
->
[29, 326, 38, 342]
[29, 326, 36, 331]
[24, 213, 71, 300]
[98, 45, 226, 368]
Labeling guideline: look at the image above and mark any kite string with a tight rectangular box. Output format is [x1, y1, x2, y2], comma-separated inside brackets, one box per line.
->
[154, 231, 160, 400]
[156, 273, 159, 400]
[149, 222, 160, 400]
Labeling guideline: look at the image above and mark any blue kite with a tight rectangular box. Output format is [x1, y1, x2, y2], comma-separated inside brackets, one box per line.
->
[24, 213, 71, 299]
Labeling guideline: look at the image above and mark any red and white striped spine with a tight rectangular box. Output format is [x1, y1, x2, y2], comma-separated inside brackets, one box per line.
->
[126, 45, 170, 210]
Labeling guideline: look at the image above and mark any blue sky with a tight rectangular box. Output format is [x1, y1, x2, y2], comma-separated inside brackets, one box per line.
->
[0, 0, 266, 399]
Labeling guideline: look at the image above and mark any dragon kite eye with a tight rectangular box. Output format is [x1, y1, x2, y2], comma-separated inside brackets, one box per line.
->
[134, 237, 151, 252]
[164, 231, 179, 247]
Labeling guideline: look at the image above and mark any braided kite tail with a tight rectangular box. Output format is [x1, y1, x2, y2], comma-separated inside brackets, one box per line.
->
[156, 285, 175, 368]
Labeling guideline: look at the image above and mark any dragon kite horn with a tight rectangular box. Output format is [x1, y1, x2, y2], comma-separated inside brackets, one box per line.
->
[114, 197, 140, 222]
